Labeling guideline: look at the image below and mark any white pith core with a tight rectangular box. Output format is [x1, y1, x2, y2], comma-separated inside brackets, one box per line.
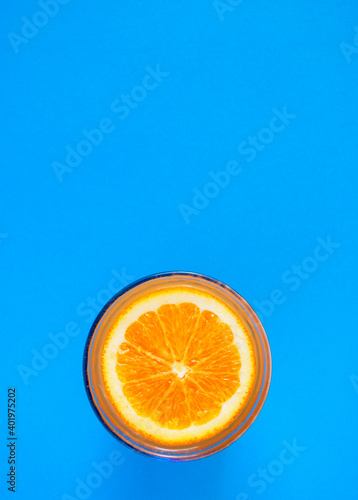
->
[172, 362, 190, 379]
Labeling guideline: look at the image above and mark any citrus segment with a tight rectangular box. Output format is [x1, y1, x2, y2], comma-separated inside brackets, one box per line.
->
[116, 342, 170, 382]
[157, 303, 200, 362]
[125, 313, 172, 362]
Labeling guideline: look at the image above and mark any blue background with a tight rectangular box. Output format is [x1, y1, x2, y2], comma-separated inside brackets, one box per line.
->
[1, 1, 358, 499]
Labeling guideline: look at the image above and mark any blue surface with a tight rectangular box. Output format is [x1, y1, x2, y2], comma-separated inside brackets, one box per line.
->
[1, 1, 358, 499]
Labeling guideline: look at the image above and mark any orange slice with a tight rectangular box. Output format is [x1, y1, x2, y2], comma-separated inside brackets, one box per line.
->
[102, 287, 256, 445]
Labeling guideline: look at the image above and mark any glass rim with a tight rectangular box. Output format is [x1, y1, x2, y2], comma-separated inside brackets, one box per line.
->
[83, 271, 272, 461]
